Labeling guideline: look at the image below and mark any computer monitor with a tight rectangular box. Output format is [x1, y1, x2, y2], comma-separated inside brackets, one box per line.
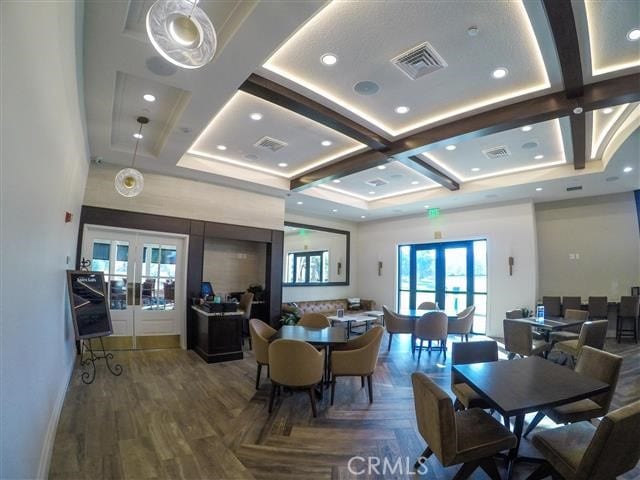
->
[200, 281, 214, 298]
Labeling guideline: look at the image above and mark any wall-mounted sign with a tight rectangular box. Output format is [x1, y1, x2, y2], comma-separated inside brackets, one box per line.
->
[66, 270, 113, 340]
[427, 208, 441, 218]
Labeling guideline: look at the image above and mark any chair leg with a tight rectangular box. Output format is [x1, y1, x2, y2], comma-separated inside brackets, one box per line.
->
[428, 340, 432, 352]
[361, 376, 365, 388]
[452, 461, 481, 480]
[465, 334, 469, 342]
[330, 378, 337, 406]
[387, 333, 393, 352]
[268, 383, 277, 413]
[308, 387, 317, 417]
[503, 415, 510, 429]
[366, 375, 373, 403]
[523, 411, 546, 438]
[525, 462, 554, 480]
[255, 364, 262, 390]
[453, 398, 465, 411]
[414, 447, 433, 469]
[479, 458, 501, 480]
[418, 340, 423, 361]
[508, 352, 516, 360]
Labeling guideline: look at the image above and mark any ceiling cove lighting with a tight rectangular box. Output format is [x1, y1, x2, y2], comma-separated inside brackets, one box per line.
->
[115, 116, 148, 197]
[627, 28, 640, 41]
[321, 53, 338, 65]
[492, 67, 508, 79]
[146, 0, 217, 69]
[143, 94, 156, 102]
[521, 125, 533, 132]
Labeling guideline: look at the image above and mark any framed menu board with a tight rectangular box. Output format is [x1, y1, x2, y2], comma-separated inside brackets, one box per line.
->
[66, 270, 113, 340]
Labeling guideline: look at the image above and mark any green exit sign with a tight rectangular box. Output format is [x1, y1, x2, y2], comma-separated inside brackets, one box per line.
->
[427, 208, 441, 218]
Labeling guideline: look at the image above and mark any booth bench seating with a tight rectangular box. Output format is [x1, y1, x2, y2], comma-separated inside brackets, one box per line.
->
[282, 298, 376, 317]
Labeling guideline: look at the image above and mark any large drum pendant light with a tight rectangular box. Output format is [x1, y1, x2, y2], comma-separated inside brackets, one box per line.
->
[115, 117, 148, 198]
[146, 0, 217, 69]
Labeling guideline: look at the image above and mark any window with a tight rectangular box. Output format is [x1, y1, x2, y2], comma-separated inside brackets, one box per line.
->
[286, 250, 328, 284]
[397, 239, 488, 334]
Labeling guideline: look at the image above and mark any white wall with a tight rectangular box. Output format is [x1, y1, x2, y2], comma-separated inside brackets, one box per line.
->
[356, 202, 538, 337]
[283, 214, 358, 303]
[203, 238, 266, 297]
[1, 2, 90, 478]
[536, 192, 640, 300]
[84, 164, 285, 231]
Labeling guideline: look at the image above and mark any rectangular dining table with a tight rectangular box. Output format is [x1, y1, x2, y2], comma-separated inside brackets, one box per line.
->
[508, 316, 588, 342]
[453, 356, 610, 479]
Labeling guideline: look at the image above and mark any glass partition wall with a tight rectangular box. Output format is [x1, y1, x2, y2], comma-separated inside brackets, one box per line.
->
[398, 239, 487, 334]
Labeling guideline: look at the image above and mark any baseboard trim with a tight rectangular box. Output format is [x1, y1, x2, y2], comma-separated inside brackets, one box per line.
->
[37, 356, 75, 479]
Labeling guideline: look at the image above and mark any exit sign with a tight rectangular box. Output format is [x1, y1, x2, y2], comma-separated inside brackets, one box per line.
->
[427, 208, 441, 218]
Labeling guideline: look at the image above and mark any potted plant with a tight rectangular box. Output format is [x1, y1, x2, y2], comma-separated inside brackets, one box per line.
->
[247, 283, 265, 302]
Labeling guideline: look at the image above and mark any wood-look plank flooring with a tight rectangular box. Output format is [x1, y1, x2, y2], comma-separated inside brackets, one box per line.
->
[50, 334, 640, 479]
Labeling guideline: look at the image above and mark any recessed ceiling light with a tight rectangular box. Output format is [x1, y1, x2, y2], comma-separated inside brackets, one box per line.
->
[133, 133, 143, 139]
[521, 125, 533, 132]
[623, 166, 633, 173]
[332, 208, 338, 213]
[535, 187, 543, 192]
[423, 205, 429, 209]
[492, 67, 508, 79]
[250, 113, 263, 121]
[377, 165, 386, 170]
[143, 93, 156, 102]
[411, 180, 419, 185]
[332, 179, 341, 183]
[277, 162, 288, 167]
[471, 167, 480, 172]
[627, 28, 640, 41]
[573, 107, 583, 115]
[360, 215, 366, 219]
[445, 145, 456, 151]
[368, 191, 375, 195]
[216, 145, 227, 151]
[321, 53, 338, 65]
[395, 106, 410, 114]
[321, 140, 332, 147]
[534, 154, 544, 160]
[296, 201, 303, 205]
[602, 107, 614, 114]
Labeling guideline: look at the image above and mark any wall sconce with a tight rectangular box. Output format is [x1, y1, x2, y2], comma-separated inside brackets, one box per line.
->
[378, 261, 383, 276]
[508, 256, 514, 276]
[337, 261, 342, 275]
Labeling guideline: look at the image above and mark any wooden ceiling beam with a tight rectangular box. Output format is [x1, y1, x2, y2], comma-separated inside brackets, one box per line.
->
[401, 156, 460, 191]
[239, 74, 388, 150]
[571, 114, 586, 170]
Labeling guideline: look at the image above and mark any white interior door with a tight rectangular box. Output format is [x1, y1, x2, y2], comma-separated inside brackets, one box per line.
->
[81, 225, 187, 349]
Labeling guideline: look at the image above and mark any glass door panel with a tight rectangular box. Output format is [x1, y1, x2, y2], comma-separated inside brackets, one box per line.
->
[444, 247, 467, 315]
[398, 245, 411, 310]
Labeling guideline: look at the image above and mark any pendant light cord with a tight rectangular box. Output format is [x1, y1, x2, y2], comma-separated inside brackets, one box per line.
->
[188, 0, 197, 18]
[131, 121, 144, 168]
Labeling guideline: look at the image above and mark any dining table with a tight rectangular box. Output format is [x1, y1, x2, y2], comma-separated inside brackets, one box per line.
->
[453, 356, 610, 479]
[508, 316, 588, 342]
[396, 308, 439, 319]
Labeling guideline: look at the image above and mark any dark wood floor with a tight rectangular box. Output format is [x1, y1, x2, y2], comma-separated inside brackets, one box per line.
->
[50, 333, 640, 479]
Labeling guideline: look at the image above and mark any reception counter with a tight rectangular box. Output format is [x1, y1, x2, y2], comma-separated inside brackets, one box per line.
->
[192, 306, 245, 363]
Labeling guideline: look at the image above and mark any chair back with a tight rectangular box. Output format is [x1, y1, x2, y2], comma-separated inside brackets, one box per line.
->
[576, 400, 640, 480]
[417, 301, 438, 310]
[562, 296, 582, 313]
[575, 346, 622, 411]
[543, 296, 562, 317]
[239, 292, 254, 320]
[268, 339, 324, 387]
[448, 306, 475, 335]
[334, 326, 384, 375]
[451, 340, 498, 385]
[411, 372, 457, 466]
[382, 305, 414, 334]
[415, 311, 448, 341]
[577, 320, 608, 350]
[564, 309, 589, 321]
[588, 296, 608, 318]
[298, 312, 330, 328]
[505, 309, 524, 319]
[619, 296, 640, 318]
[503, 319, 533, 356]
[249, 318, 277, 365]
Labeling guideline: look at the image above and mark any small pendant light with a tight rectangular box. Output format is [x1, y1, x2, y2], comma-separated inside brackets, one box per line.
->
[115, 116, 148, 198]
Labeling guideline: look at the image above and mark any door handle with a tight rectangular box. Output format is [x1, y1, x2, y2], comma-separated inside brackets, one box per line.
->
[127, 283, 135, 306]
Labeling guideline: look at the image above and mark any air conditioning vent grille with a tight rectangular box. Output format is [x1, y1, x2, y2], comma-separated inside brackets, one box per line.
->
[365, 178, 389, 187]
[482, 146, 511, 159]
[254, 136, 288, 152]
[391, 42, 447, 80]
[566, 185, 583, 192]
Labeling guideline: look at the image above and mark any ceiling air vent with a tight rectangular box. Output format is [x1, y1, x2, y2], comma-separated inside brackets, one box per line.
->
[566, 185, 583, 192]
[254, 136, 288, 152]
[365, 178, 389, 188]
[391, 42, 447, 80]
[482, 146, 511, 160]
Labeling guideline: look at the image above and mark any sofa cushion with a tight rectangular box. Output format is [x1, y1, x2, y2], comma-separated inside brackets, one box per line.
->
[283, 298, 374, 316]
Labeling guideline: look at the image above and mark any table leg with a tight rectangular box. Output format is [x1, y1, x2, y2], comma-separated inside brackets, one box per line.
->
[507, 415, 525, 480]
[346, 321, 351, 339]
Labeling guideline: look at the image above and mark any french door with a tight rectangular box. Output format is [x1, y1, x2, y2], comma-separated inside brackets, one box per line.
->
[398, 240, 487, 334]
[81, 225, 187, 349]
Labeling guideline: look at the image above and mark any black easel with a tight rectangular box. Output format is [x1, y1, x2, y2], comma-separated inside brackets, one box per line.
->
[79, 336, 122, 384]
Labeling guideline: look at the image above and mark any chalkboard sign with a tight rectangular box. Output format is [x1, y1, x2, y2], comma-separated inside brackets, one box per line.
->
[66, 270, 113, 340]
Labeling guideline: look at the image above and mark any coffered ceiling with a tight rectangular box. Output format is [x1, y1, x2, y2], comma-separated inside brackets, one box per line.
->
[83, 0, 640, 223]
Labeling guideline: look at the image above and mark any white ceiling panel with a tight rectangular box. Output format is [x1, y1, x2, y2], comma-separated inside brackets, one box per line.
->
[590, 103, 637, 160]
[263, 0, 557, 137]
[188, 91, 366, 178]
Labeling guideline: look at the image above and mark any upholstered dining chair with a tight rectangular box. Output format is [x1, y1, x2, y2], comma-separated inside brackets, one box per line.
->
[298, 312, 331, 328]
[411, 372, 516, 480]
[451, 340, 498, 411]
[588, 296, 608, 320]
[414, 311, 449, 360]
[562, 296, 582, 313]
[506, 309, 545, 340]
[543, 296, 562, 318]
[617, 295, 640, 343]
[527, 400, 640, 480]
[239, 292, 254, 348]
[249, 318, 277, 389]
[383, 305, 414, 352]
[553, 320, 608, 365]
[268, 339, 324, 417]
[523, 346, 622, 438]
[503, 319, 550, 360]
[417, 301, 438, 310]
[330, 326, 383, 405]
[448, 306, 476, 342]
[549, 308, 589, 343]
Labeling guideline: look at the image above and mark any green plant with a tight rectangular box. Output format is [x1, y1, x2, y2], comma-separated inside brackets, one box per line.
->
[521, 307, 531, 318]
[247, 283, 264, 301]
[280, 303, 301, 325]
